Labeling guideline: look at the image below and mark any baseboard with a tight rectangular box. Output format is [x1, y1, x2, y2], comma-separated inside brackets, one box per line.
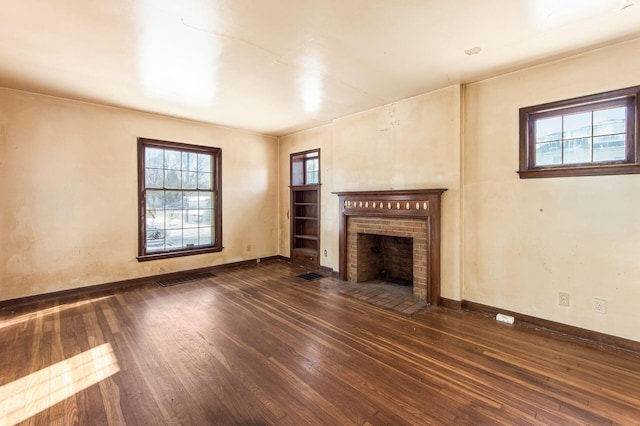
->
[439, 297, 463, 310]
[461, 300, 640, 354]
[0, 255, 284, 311]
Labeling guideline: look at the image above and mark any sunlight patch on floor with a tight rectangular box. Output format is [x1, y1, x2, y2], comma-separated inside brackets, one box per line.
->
[0, 343, 120, 426]
[0, 296, 112, 331]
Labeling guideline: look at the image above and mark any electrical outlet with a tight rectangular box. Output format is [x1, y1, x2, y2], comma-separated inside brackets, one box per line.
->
[559, 292, 570, 307]
[594, 298, 606, 314]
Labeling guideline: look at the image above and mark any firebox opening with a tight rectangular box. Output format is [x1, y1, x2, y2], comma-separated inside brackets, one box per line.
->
[357, 233, 413, 287]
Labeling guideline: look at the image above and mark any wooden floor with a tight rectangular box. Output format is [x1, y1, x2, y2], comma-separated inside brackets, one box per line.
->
[1, 261, 640, 425]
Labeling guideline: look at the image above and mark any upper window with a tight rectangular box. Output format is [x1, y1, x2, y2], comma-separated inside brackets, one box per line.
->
[291, 149, 320, 185]
[137, 138, 222, 261]
[519, 86, 639, 178]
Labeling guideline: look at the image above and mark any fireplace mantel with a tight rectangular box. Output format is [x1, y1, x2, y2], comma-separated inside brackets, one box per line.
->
[333, 189, 446, 305]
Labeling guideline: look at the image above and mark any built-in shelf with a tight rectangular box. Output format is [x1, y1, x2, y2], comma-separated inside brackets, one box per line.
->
[291, 184, 320, 265]
[294, 235, 318, 240]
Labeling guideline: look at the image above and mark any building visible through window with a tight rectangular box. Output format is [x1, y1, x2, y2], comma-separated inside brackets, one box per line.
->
[138, 138, 222, 261]
[519, 86, 639, 178]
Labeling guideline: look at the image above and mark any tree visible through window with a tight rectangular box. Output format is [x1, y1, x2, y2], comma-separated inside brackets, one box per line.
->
[137, 138, 222, 261]
[519, 86, 640, 178]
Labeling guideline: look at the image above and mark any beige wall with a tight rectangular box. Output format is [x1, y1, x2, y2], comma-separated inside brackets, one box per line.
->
[464, 38, 640, 341]
[0, 89, 279, 301]
[279, 86, 463, 300]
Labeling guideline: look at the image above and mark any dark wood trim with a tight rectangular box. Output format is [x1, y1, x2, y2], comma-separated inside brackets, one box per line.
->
[317, 265, 335, 276]
[137, 137, 223, 259]
[290, 148, 320, 186]
[518, 85, 640, 179]
[137, 246, 223, 262]
[439, 297, 463, 310]
[0, 256, 283, 311]
[333, 189, 447, 306]
[462, 300, 640, 354]
[518, 163, 640, 179]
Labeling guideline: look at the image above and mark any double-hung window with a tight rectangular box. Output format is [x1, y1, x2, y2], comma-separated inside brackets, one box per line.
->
[519, 86, 640, 178]
[137, 138, 222, 261]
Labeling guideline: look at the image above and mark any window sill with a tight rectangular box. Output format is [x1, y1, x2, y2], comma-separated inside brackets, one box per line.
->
[518, 163, 640, 179]
[137, 246, 223, 262]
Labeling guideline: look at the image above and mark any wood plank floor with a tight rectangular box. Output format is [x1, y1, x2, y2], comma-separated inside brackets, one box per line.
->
[1, 261, 639, 425]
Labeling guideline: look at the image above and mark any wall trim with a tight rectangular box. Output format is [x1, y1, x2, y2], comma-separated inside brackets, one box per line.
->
[0, 256, 283, 311]
[458, 300, 640, 354]
[439, 297, 463, 310]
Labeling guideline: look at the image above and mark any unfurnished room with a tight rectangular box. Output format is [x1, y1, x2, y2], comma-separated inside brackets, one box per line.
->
[1, 0, 640, 424]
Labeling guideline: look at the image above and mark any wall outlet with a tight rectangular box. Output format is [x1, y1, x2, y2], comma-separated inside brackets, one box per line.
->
[594, 298, 607, 314]
[496, 313, 515, 324]
[559, 292, 570, 307]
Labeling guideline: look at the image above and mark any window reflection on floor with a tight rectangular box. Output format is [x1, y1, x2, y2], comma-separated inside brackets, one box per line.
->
[0, 343, 120, 425]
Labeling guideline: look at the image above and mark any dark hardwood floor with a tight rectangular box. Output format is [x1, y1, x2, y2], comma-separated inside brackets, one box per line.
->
[1, 261, 639, 425]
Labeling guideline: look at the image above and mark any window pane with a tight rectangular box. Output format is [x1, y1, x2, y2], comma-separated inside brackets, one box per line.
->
[182, 152, 198, 171]
[183, 191, 198, 209]
[146, 230, 165, 252]
[564, 138, 591, 164]
[146, 210, 163, 230]
[563, 112, 592, 139]
[535, 116, 562, 143]
[145, 169, 163, 188]
[165, 191, 182, 209]
[164, 150, 182, 170]
[165, 210, 183, 229]
[199, 227, 212, 245]
[198, 209, 212, 226]
[198, 154, 212, 172]
[184, 210, 199, 228]
[145, 148, 164, 168]
[535, 141, 562, 166]
[306, 171, 318, 184]
[183, 229, 198, 247]
[593, 134, 625, 162]
[166, 229, 182, 249]
[182, 172, 198, 189]
[593, 107, 626, 136]
[146, 190, 165, 209]
[199, 192, 212, 208]
[165, 170, 181, 189]
[198, 172, 212, 189]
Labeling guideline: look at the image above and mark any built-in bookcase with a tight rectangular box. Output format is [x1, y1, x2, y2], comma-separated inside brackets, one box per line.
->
[290, 149, 320, 266]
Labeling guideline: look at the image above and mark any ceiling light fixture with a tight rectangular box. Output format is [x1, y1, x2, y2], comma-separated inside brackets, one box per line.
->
[465, 46, 482, 56]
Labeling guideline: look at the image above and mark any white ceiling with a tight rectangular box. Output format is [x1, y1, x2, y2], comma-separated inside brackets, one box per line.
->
[1, 0, 639, 136]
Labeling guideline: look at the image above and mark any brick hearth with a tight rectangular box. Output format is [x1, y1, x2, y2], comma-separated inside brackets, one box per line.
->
[348, 217, 429, 299]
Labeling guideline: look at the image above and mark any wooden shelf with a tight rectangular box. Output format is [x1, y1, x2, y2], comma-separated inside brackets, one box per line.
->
[294, 234, 318, 241]
[293, 248, 317, 255]
[291, 185, 320, 266]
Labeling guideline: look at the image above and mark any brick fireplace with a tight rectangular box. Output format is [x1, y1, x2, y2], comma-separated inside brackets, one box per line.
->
[334, 189, 446, 305]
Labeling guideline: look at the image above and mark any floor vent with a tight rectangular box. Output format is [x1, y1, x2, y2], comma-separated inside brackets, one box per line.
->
[158, 273, 216, 287]
[297, 272, 324, 281]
